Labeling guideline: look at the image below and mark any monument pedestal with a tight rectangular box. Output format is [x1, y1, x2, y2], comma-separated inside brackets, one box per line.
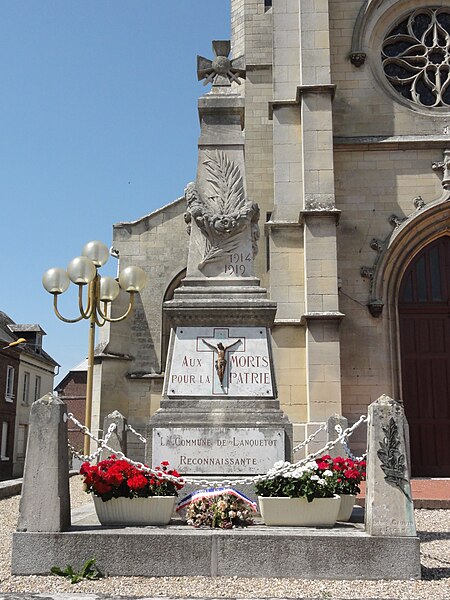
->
[146, 45, 293, 478]
[147, 285, 293, 476]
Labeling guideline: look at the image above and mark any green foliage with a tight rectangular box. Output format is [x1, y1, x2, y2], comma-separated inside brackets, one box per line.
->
[51, 558, 103, 584]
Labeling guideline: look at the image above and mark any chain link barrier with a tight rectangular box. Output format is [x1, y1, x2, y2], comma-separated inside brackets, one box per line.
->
[67, 415, 117, 463]
[126, 423, 148, 447]
[66, 412, 368, 488]
[292, 424, 325, 453]
[334, 424, 367, 462]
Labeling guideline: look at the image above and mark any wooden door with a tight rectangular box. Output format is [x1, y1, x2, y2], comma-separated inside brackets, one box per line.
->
[399, 236, 450, 476]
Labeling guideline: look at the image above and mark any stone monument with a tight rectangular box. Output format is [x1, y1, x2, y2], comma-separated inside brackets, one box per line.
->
[147, 41, 292, 476]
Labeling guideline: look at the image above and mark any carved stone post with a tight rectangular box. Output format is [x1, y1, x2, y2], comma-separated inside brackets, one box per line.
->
[326, 414, 348, 458]
[100, 410, 128, 461]
[17, 394, 70, 532]
[365, 394, 416, 537]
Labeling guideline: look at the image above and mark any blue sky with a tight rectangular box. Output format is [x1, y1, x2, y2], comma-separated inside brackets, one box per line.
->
[0, 1, 230, 382]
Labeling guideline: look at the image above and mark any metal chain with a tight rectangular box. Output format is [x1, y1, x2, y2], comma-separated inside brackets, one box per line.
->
[67, 416, 117, 462]
[292, 424, 325, 453]
[126, 423, 148, 447]
[66, 412, 368, 488]
[334, 424, 367, 462]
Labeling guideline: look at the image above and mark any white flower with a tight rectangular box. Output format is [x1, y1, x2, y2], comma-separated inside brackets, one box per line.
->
[310, 474, 320, 481]
[305, 461, 318, 471]
[291, 468, 306, 478]
[323, 470, 333, 477]
[273, 460, 290, 469]
[317, 479, 326, 486]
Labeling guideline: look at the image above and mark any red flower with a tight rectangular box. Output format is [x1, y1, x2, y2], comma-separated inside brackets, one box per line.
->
[80, 456, 184, 499]
[316, 461, 329, 470]
[127, 474, 148, 491]
[95, 481, 113, 495]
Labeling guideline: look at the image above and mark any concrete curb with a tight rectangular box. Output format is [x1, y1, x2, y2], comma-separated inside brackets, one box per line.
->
[0, 470, 79, 501]
[0, 478, 22, 500]
[355, 497, 450, 510]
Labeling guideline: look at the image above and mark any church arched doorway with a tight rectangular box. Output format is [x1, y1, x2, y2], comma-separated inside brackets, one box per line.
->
[398, 236, 450, 476]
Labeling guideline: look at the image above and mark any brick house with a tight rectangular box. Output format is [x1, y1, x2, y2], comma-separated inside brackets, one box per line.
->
[55, 359, 87, 456]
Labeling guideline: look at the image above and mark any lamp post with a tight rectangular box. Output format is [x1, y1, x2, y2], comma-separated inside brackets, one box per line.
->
[42, 240, 147, 456]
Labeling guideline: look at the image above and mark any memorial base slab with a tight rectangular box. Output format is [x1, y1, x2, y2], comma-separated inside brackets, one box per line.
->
[11, 504, 421, 580]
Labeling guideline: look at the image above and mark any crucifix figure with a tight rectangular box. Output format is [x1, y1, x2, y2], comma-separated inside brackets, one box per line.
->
[201, 338, 241, 386]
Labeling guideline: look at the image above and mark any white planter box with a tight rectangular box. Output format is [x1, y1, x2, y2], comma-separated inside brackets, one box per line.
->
[258, 495, 341, 527]
[337, 494, 356, 522]
[93, 495, 176, 526]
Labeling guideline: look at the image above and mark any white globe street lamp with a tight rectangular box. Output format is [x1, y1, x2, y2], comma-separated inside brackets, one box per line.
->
[43, 240, 147, 455]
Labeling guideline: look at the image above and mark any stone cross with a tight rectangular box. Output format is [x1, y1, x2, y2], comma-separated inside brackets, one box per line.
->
[197, 40, 245, 87]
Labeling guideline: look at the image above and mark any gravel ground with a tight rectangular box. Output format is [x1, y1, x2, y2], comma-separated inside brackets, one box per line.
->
[0, 476, 449, 599]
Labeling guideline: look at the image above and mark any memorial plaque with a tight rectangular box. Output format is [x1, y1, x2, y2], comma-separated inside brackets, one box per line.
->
[152, 427, 285, 474]
[165, 326, 275, 397]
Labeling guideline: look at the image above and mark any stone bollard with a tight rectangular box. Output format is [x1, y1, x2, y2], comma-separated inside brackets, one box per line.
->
[365, 394, 416, 537]
[17, 393, 70, 532]
[100, 410, 128, 461]
[326, 414, 348, 458]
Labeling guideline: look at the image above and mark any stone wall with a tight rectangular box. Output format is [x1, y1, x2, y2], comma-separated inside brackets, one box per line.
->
[329, 0, 449, 448]
[93, 199, 188, 445]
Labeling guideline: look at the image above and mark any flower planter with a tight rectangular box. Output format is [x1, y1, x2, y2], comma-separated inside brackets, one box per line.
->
[337, 494, 356, 522]
[93, 495, 176, 526]
[258, 495, 341, 527]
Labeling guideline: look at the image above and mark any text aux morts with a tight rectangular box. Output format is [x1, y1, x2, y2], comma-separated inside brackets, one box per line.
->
[171, 353, 271, 385]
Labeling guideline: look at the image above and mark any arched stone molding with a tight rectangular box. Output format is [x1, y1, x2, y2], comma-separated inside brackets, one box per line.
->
[349, 0, 387, 67]
[369, 193, 450, 310]
[366, 194, 450, 397]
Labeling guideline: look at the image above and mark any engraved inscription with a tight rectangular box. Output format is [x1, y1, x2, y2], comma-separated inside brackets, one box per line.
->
[153, 427, 285, 475]
[165, 327, 274, 397]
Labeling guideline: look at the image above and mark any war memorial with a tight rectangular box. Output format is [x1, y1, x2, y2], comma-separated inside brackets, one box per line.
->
[11, 0, 450, 581]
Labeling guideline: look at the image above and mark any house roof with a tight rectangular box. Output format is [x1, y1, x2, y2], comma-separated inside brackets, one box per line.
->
[70, 358, 88, 372]
[9, 324, 46, 334]
[54, 357, 87, 391]
[0, 310, 58, 366]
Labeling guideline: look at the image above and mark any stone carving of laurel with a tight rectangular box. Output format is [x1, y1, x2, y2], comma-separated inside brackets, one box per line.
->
[184, 150, 259, 271]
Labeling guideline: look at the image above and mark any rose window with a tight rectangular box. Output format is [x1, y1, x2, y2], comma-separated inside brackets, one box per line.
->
[382, 8, 450, 108]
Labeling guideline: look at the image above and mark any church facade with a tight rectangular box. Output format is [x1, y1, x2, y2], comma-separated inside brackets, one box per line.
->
[93, 0, 450, 476]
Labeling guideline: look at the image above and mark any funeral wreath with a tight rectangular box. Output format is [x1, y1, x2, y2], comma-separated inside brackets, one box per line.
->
[177, 487, 257, 528]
